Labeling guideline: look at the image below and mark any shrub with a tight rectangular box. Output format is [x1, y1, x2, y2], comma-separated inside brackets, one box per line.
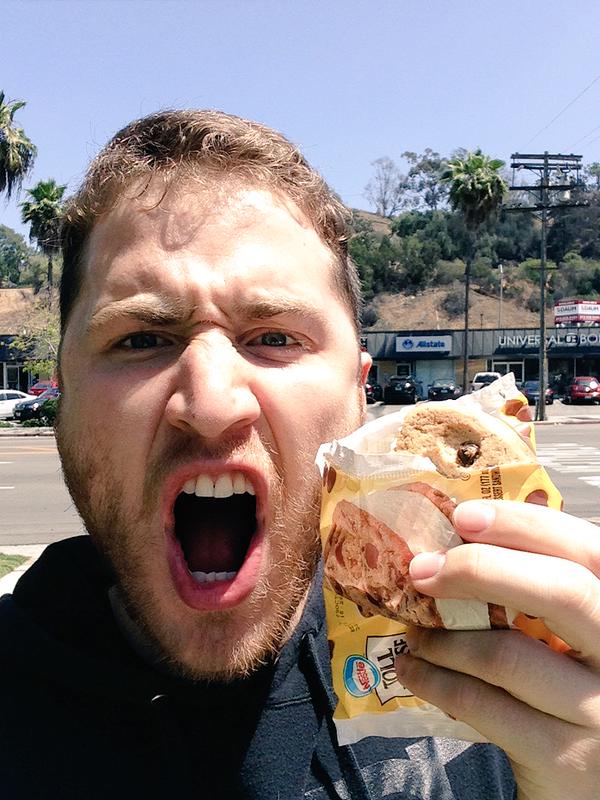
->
[442, 285, 467, 317]
[361, 304, 379, 327]
[39, 398, 58, 425]
[436, 259, 465, 285]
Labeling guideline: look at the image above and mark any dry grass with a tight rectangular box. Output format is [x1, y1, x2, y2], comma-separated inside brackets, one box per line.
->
[367, 286, 554, 331]
[0, 288, 36, 333]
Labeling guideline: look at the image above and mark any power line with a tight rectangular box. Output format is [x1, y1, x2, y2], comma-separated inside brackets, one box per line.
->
[525, 73, 600, 146]
[569, 122, 600, 149]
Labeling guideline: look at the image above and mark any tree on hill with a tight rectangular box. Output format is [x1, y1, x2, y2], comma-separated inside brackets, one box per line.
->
[364, 157, 408, 217]
[0, 225, 29, 286]
[402, 149, 448, 210]
[442, 149, 507, 391]
[20, 179, 66, 291]
[0, 91, 37, 200]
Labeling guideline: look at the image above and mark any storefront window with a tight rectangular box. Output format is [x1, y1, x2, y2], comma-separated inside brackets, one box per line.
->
[492, 361, 524, 382]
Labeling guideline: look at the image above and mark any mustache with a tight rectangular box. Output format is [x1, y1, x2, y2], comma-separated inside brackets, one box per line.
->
[142, 428, 283, 507]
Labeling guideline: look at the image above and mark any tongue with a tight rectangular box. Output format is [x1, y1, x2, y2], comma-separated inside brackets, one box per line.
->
[175, 495, 255, 574]
[184, 521, 246, 573]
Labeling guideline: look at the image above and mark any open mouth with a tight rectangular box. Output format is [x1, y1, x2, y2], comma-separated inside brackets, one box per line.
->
[168, 470, 263, 609]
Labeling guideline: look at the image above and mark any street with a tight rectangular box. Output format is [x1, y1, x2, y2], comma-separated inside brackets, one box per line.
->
[0, 437, 83, 546]
[0, 409, 598, 546]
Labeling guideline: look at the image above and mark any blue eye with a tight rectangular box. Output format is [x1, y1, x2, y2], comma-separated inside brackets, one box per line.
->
[120, 333, 170, 349]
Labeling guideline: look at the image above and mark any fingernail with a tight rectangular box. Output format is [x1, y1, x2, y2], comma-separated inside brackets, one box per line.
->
[453, 501, 496, 533]
[409, 552, 445, 580]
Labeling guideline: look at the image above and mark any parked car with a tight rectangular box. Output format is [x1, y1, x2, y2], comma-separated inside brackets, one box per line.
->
[364, 382, 383, 404]
[383, 376, 420, 405]
[427, 379, 462, 401]
[28, 379, 59, 396]
[470, 371, 502, 392]
[13, 388, 60, 422]
[520, 380, 554, 405]
[562, 376, 600, 404]
[0, 390, 36, 419]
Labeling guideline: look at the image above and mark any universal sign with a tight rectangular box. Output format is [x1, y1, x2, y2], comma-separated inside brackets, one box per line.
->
[498, 332, 600, 349]
[395, 335, 453, 353]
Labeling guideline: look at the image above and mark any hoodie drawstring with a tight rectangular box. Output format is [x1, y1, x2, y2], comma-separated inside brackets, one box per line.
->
[302, 631, 376, 800]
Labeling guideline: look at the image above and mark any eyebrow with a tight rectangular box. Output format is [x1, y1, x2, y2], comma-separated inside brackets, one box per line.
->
[231, 297, 325, 324]
[86, 293, 327, 336]
[86, 296, 193, 335]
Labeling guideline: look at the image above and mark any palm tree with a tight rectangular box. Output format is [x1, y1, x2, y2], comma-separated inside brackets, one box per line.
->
[442, 150, 507, 392]
[20, 179, 66, 290]
[0, 91, 37, 199]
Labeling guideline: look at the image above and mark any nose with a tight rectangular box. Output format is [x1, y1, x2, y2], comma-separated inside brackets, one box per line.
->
[165, 333, 261, 440]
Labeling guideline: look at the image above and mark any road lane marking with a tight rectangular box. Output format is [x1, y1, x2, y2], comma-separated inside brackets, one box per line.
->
[537, 442, 600, 489]
[0, 486, 15, 490]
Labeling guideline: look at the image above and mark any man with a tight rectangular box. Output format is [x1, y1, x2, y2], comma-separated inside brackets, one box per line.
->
[0, 111, 598, 799]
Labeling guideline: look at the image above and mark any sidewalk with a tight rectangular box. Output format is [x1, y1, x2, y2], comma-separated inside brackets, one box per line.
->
[0, 544, 47, 595]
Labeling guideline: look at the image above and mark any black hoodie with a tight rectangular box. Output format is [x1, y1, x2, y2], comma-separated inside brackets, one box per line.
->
[0, 536, 516, 799]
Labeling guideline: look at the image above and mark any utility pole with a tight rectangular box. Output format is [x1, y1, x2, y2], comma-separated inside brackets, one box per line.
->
[498, 263, 504, 328]
[505, 152, 586, 421]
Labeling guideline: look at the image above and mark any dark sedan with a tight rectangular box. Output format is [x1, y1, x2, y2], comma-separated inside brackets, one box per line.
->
[383, 376, 419, 405]
[521, 380, 554, 405]
[427, 379, 462, 401]
[13, 388, 60, 421]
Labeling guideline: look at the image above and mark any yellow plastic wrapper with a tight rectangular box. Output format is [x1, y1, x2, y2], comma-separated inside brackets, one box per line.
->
[316, 374, 564, 745]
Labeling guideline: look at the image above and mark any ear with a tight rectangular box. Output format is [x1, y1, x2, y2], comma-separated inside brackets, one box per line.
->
[359, 351, 372, 385]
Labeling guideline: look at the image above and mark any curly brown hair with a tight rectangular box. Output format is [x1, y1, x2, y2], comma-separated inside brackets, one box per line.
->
[59, 109, 362, 334]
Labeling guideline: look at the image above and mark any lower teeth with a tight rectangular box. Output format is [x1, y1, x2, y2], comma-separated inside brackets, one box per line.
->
[191, 570, 237, 584]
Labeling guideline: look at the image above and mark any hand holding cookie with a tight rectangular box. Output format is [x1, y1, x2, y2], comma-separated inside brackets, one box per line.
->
[396, 500, 600, 800]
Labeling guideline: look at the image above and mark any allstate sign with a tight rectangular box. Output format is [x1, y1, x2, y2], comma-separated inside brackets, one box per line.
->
[396, 335, 453, 354]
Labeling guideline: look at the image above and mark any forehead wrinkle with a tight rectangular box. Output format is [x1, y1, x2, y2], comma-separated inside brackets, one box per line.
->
[86, 295, 194, 334]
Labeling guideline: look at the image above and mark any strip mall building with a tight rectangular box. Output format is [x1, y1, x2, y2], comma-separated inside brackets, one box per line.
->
[363, 327, 600, 391]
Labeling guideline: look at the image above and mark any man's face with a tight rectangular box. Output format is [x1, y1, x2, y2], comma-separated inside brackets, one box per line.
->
[57, 181, 370, 680]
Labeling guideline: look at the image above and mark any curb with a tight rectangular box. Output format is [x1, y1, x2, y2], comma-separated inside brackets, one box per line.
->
[0, 427, 55, 436]
[534, 417, 600, 425]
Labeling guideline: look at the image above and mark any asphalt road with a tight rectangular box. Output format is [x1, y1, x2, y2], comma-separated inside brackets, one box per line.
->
[0, 407, 598, 546]
[0, 437, 83, 546]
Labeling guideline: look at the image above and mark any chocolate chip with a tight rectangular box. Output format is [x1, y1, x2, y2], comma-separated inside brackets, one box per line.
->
[326, 466, 337, 493]
[456, 441, 480, 467]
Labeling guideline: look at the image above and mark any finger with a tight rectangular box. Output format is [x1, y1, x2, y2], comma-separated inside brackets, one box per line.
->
[452, 500, 600, 577]
[405, 626, 600, 726]
[393, 653, 591, 800]
[408, 544, 600, 663]
[516, 405, 533, 422]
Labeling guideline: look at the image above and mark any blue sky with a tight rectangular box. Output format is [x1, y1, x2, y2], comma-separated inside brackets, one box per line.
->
[3, 0, 600, 238]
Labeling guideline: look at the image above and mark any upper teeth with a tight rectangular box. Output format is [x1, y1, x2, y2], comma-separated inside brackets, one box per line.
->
[181, 472, 256, 499]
